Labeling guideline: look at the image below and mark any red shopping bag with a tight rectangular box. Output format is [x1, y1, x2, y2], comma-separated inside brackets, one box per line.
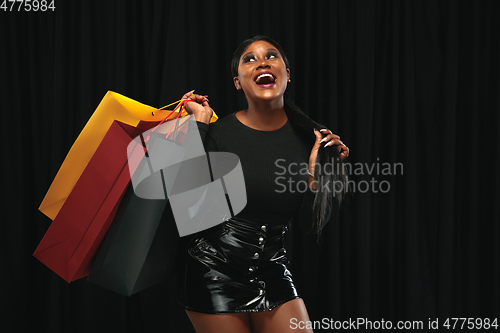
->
[34, 120, 154, 282]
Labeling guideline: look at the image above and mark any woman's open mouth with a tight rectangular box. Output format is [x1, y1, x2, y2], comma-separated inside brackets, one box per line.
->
[254, 71, 277, 88]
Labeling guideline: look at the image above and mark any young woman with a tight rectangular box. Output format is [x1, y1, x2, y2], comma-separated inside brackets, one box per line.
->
[177, 36, 349, 333]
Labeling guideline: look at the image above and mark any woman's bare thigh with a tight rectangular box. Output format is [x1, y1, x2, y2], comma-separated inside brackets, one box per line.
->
[249, 298, 314, 333]
[185, 309, 252, 333]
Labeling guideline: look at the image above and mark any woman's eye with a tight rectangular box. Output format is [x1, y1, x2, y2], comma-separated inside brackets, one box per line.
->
[243, 52, 278, 63]
[243, 55, 256, 63]
[267, 52, 279, 59]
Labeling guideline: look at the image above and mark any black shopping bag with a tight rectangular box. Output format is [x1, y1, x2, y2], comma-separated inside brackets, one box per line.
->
[88, 183, 180, 296]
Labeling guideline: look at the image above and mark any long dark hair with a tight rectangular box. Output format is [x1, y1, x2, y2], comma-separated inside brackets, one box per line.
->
[231, 36, 348, 237]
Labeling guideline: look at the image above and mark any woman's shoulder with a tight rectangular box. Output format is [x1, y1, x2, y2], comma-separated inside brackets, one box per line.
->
[210, 112, 238, 128]
[199, 111, 239, 148]
[206, 112, 240, 137]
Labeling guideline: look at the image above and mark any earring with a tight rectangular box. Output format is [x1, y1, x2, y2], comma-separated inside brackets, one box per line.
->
[288, 78, 291, 82]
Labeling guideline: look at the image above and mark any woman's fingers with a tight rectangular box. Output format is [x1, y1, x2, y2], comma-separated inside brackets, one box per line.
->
[319, 129, 349, 159]
[339, 144, 349, 159]
[181, 91, 209, 111]
[319, 133, 341, 146]
[323, 137, 342, 147]
[181, 90, 196, 100]
[199, 95, 210, 106]
[320, 128, 332, 135]
[180, 90, 213, 124]
[312, 129, 323, 148]
[181, 90, 209, 104]
[191, 94, 208, 103]
[308, 129, 323, 165]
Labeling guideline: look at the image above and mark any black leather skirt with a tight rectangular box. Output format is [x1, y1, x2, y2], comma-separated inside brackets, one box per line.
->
[177, 216, 300, 314]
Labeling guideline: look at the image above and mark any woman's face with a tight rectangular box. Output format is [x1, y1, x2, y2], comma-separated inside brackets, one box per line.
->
[234, 40, 290, 104]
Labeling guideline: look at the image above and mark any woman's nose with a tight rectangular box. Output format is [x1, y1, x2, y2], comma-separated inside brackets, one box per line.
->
[257, 59, 270, 69]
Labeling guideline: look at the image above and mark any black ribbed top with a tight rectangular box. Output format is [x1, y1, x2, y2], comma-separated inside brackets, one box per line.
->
[196, 112, 315, 225]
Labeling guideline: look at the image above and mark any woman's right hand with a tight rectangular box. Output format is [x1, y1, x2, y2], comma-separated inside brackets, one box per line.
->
[182, 90, 213, 124]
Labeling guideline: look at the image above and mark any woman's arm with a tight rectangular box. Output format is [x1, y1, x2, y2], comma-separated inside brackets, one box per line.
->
[179, 90, 218, 152]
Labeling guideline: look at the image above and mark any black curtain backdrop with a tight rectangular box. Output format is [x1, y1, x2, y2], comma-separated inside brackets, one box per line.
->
[2, 1, 499, 332]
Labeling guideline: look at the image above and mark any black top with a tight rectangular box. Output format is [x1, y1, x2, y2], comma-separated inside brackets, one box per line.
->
[195, 112, 317, 226]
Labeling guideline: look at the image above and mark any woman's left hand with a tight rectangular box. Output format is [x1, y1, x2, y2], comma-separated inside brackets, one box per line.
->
[309, 129, 349, 172]
[307, 128, 348, 189]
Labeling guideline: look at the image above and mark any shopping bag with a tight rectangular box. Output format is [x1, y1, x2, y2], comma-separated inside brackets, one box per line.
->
[33, 120, 152, 282]
[88, 111, 247, 296]
[87, 184, 177, 296]
[39, 91, 218, 220]
[87, 113, 194, 295]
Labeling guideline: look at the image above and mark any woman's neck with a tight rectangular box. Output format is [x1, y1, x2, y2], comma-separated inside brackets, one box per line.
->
[237, 98, 288, 131]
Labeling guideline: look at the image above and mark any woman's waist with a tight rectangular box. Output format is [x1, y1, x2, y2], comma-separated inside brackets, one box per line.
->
[188, 216, 290, 260]
[235, 207, 295, 226]
[226, 215, 289, 233]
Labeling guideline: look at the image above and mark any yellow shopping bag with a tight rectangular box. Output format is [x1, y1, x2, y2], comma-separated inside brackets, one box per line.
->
[39, 91, 218, 220]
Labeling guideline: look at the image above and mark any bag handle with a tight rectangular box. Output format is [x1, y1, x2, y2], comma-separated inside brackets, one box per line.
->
[145, 99, 196, 142]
